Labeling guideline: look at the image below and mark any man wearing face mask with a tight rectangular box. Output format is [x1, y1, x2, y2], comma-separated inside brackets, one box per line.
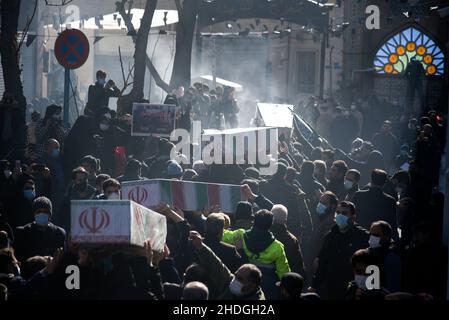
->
[367, 221, 401, 293]
[6, 175, 36, 229]
[345, 249, 388, 300]
[372, 120, 399, 171]
[79, 155, 99, 187]
[401, 118, 419, 146]
[94, 113, 121, 175]
[40, 139, 65, 206]
[35, 104, 68, 159]
[95, 178, 121, 200]
[58, 167, 96, 232]
[0, 160, 15, 209]
[190, 230, 265, 300]
[13, 197, 66, 262]
[391, 170, 411, 200]
[307, 192, 337, 283]
[310, 201, 369, 299]
[344, 169, 361, 202]
[85, 70, 121, 116]
[326, 160, 348, 201]
[395, 145, 412, 171]
[352, 169, 398, 240]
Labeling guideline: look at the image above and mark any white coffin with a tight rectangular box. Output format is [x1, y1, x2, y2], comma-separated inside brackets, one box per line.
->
[70, 200, 167, 251]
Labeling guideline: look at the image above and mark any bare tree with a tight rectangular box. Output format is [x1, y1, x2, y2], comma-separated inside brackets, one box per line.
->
[116, 0, 171, 90]
[116, 0, 168, 114]
[116, 0, 200, 113]
[0, 0, 79, 159]
[169, 0, 200, 90]
[0, 0, 27, 159]
[118, 46, 134, 95]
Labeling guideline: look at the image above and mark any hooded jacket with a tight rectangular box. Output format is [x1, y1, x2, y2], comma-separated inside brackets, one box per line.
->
[222, 227, 290, 279]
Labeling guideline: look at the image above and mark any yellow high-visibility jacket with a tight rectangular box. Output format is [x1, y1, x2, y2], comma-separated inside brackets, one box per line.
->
[222, 228, 291, 279]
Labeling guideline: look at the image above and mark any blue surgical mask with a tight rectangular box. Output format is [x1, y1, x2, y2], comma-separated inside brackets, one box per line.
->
[344, 179, 353, 190]
[51, 148, 60, 158]
[316, 202, 328, 216]
[98, 78, 106, 86]
[35, 213, 50, 226]
[335, 213, 350, 230]
[23, 189, 36, 200]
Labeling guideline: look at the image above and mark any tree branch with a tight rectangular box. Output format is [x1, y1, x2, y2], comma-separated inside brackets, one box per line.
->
[116, 1, 137, 38]
[116, 0, 170, 93]
[45, 0, 74, 6]
[17, 0, 38, 53]
[118, 46, 134, 95]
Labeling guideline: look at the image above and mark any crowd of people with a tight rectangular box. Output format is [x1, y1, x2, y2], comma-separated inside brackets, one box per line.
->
[0, 68, 447, 301]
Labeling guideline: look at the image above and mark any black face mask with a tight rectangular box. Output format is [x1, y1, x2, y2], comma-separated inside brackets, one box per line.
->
[75, 181, 88, 192]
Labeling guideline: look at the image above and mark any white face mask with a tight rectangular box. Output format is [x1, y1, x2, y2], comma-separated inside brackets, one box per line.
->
[100, 123, 110, 131]
[354, 274, 368, 289]
[344, 179, 353, 190]
[369, 235, 382, 249]
[229, 277, 244, 296]
[3, 170, 12, 178]
[107, 192, 120, 200]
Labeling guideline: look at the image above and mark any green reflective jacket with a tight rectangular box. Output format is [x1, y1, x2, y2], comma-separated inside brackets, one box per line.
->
[222, 229, 291, 279]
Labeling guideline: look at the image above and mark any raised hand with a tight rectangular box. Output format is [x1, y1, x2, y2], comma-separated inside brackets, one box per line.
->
[44, 247, 64, 275]
[188, 231, 203, 251]
[241, 184, 256, 201]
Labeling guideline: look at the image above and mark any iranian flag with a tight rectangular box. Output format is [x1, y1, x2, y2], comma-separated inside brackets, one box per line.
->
[122, 179, 244, 213]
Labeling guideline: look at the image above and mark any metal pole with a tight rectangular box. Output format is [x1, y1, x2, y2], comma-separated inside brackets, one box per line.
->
[64, 68, 70, 124]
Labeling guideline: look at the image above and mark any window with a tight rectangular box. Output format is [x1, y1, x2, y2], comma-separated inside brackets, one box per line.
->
[374, 27, 445, 76]
[297, 51, 316, 93]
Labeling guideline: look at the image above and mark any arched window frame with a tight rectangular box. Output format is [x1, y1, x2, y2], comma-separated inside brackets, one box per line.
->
[373, 25, 446, 77]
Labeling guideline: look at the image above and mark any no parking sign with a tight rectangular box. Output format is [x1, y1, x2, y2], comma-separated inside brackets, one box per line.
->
[54, 29, 89, 69]
[54, 29, 90, 123]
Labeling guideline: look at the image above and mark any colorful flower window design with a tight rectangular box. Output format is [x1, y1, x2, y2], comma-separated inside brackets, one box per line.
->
[374, 27, 445, 76]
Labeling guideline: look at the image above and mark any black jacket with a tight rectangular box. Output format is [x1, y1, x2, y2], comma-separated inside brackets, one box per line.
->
[85, 82, 120, 116]
[313, 224, 369, 299]
[352, 187, 398, 238]
[62, 115, 98, 175]
[260, 178, 313, 241]
[204, 237, 246, 273]
[270, 223, 305, 275]
[297, 173, 325, 204]
[326, 178, 347, 202]
[14, 222, 66, 262]
[344, 185, 359, 202]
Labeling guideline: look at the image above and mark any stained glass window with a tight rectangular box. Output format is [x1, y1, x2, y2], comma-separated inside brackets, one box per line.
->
[374, 27, 445, 76]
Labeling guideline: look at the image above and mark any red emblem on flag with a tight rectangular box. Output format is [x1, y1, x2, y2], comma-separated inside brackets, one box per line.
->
[128, 186, 149, 204]
[79, 207, 110, 234]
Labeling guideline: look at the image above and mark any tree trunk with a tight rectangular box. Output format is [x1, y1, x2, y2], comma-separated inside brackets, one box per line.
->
[0, 0, 27, 160]
[0, 0, 27, 111]
[130, 0, 157, 101]
[117, 0, 166, 115]
[169, 0, 199, 90]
